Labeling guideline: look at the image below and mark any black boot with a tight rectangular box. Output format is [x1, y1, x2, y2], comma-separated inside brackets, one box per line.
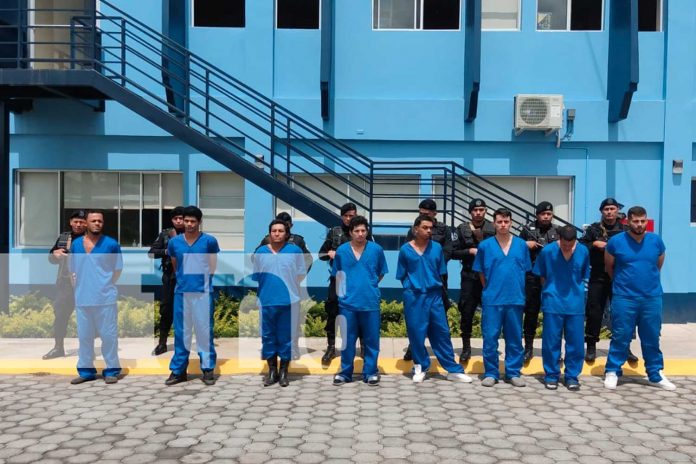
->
[43, 346, 65, 360]
[585, 342, 596, 362]
[321, 345, 336, 365]
[627, 348, 639, 364]
[460, 339, 471, 364]
[263, 356, 278, 386]
[523, 340, 534, 363]
[403, 345, 413, 361]
[278, 360, 290, 387]
[152, 336, 167, 356]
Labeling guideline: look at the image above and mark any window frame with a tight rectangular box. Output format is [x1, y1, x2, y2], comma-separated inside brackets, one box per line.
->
[481, 0, 521, 31]
[275, 0, 322, 30]
[372, 0, 462, 32]
[191, 0, 246, 28]
[197, 171, 246, 251]
[536, 0, 605, 32]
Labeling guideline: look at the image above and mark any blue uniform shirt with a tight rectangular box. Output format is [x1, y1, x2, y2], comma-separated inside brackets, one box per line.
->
[396, 241, 446, 293]
[473, 236, 531, 306]
[331, 241, 388, 311]
[71, 235, 123, 307]
[167, 233, 220, 294]
[252, 243, 306, 306]
[606, 232, 666, 298]
[532, 242, 590, 315]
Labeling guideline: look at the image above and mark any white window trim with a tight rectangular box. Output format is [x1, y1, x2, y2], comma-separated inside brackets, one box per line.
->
[481, 0, 521, 31]
[535, 0, 605, 32]
[372, 0, 462, 32]
[274, 0, 322, 30]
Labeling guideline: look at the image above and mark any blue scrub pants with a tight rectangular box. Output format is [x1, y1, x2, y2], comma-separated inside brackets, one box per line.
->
[337, 308, 380, 381]
[76, 304, 121, 379]
[481, 304, 524, 380]
[403, 289, 464, 374]
[261, 305, 292, 361]
[605, 295, 664, 382]
[541, 312, 584, 383]
[170, 292, 216, 375]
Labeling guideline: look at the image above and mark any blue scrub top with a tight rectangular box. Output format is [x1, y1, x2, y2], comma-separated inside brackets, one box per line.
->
[167, 233, 220, 294]
[331, 241, 388, 311]
[252, 243, 306, 306]
[606, 232, 665, 298]
[71, 235, 123, 307]
[473, 236, 531, 306]
[396, 241, 446, 293]
[532, 242, 590, 315]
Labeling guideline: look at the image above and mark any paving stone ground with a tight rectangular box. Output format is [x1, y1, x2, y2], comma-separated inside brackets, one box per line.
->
[0, 373, 695, 463]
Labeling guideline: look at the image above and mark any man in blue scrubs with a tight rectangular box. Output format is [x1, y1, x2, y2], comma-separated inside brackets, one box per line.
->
[473, 208, 531, 387]
[603, 206, 676, 391]
[165, 206, 220, 386]
[397, 215, 472, 384]
[332, 216, 388, 386]
[253, 219, 306, 387]
[533, 225, 589, 390]
[69, 210, 122, 385]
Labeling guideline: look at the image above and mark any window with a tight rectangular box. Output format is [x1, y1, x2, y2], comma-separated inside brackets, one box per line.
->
[537, 0, 603, 31]
[198, 172, 245, 250]
[691, 178, 696, 224]
[193, 0, 245, 28]
[482, 0, 520, 30]
[373, 0, 460, 30]
[638, 0, 661, 32]
[277, 0, 320, 29]
[16, 171, 183, 248]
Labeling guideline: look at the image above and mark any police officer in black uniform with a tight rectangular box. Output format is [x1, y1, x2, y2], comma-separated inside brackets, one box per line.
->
[42, 210, 87, 360]
[520, 201, 559, 363]
[318, 202, 360, 365]
[580, 197, 638, 363]
[148, 206, 185, 355]
[402, 198, 454, 361]
[257, 211, 313, 360]
[451, 198, 495, 363]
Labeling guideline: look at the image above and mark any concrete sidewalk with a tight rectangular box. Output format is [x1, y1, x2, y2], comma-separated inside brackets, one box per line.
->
[1, 323, 695, 376]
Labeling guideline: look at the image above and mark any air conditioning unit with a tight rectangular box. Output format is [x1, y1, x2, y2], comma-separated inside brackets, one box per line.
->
[514, 94, 563, 135]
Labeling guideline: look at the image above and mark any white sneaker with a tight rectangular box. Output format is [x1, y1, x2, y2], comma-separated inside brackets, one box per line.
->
[447, 372, 473, 383]
[650, 371, 676, 391]
[604, 371, 618, 390]
[412, 364, 426, 383]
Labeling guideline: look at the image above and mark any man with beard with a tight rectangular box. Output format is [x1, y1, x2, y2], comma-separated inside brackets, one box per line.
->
[603, 206, 675, 391]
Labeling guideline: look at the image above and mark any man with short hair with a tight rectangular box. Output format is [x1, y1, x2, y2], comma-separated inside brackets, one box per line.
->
[603, 206, 675, 391]
[397, 215, 472, 384]
[520, 201, 559, 363]
[43, 210, 86, 360]
[69, 210, 123, 385]
[332, 216, 388, 386]
[473, 208, 531, 387]
[253, 219, 306, 387]
[452, 198, 495, 363]
[148, 206, 185, 355]
[165, 206, 220, 386]
[533, 225, 589, 391]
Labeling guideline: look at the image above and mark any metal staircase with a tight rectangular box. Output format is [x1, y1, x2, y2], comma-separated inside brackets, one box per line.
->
[0, 0, 576, 233]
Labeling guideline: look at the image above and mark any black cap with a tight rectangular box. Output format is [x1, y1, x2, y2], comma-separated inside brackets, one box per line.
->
[340, 202, 357, 216]
[70, 210, 86, 220]
[599, 198, 623, 211]
[275, 212, 292, 224]
[419, 199, 437, 211]
[170, 206, 185, 218]
[536, 201, 553, 215]
[468, 198, 486, 212]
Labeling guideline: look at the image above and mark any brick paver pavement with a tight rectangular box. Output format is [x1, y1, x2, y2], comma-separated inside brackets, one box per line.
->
[0, 374, 695, 463]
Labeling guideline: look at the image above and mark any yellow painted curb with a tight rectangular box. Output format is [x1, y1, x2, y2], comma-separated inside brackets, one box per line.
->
[1, 357, 696, 376]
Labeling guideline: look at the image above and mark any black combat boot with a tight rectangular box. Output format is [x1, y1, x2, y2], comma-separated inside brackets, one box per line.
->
[263, 356, 278, 386]
[278, 360, 290, 387]
[321, 345, 336, 365]
[460, 338, 471, 364]
[403, 345, 413, 361]
[523, 339, 534, 363]
[585, 342, 596, 362]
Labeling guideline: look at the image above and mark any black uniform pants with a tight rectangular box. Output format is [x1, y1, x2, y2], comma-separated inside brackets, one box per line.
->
[457, 274, 483, 341]
[158, 275, 176, 342]
[52, 280, 75, 346]
[584, 277, 612, 344]
[523, 273, 542, 343]
[325, 276, 339, 346]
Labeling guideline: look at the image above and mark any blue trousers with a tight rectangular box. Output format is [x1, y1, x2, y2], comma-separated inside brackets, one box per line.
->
[261, 305, 292, 361]
[542, 312, 584, 383]
[403, 289, 463, 374]
[170, 292, 216, 375]
[481, 305, 524, 380]
[76, 304, 121, 379]
[337, 308, 380, 381]
[605, 295, 664, 382]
